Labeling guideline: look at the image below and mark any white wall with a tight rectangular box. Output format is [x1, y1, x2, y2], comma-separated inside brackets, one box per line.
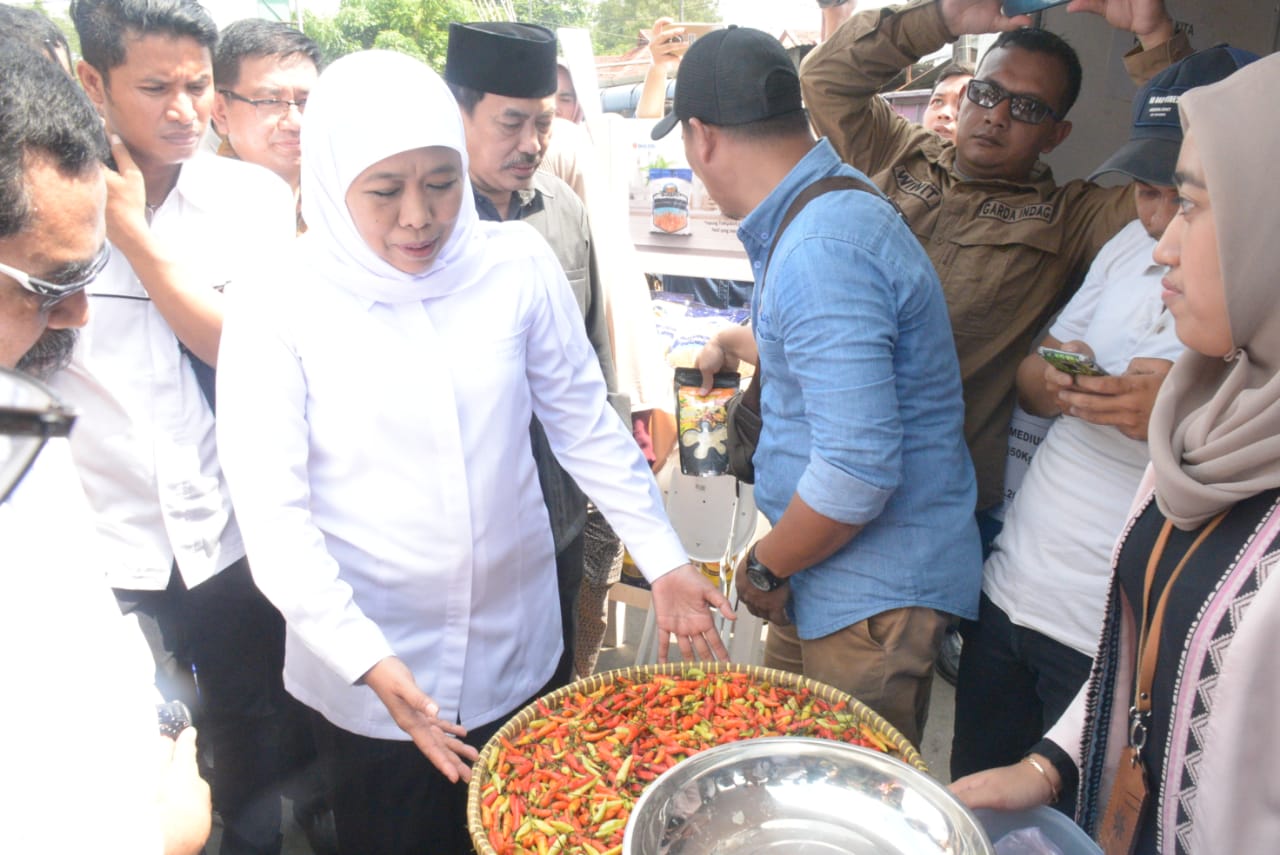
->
[1038, 0, 1279, 182]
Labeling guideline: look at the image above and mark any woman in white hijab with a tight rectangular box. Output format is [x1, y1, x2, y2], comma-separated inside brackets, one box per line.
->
[952, 53, 1280, 855]
[215, 50, 732, 854]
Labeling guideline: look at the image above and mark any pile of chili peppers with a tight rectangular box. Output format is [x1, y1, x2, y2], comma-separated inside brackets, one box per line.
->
[478, 667, 898, 855]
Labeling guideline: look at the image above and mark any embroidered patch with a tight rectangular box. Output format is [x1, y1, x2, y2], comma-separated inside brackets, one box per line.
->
[977, 198, 1056, 223]
[893, 165, 941, 206]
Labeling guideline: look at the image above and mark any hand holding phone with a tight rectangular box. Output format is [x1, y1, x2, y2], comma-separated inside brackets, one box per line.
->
[669, 22, 720, 43]
[1038, 346, 1109, 377]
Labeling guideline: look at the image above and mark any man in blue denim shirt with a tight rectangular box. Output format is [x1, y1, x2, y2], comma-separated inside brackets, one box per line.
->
[656, 26, 981, 745]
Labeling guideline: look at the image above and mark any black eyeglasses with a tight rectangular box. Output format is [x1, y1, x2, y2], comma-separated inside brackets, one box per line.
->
[218, 89, 307, 119]
[965, 78, 1064, 125]
[0, 244, 110, 313]
[0, 366, 77, 504]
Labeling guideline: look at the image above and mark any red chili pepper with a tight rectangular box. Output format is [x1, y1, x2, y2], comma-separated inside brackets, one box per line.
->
[479, 668, 901, 854]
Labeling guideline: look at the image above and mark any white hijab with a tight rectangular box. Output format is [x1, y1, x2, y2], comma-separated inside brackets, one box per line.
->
[298, 50, 484, 304]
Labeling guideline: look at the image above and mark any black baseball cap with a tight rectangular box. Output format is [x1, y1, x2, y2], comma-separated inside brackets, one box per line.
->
[445, 22, 558, 99]
[651, 26, 804, 140]
[1090, 45, 1258, 186]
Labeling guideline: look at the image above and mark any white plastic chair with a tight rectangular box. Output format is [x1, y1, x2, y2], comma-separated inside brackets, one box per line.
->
[628, 469, 766, 665]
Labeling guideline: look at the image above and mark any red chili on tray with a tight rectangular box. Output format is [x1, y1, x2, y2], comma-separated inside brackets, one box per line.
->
[478, 667, 898, 855]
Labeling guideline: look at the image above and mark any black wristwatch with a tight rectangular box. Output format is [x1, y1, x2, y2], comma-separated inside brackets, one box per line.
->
[745, 545, 786, 592]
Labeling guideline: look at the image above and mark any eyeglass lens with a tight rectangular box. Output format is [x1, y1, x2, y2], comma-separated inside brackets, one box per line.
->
[967, 79, 1056, 124]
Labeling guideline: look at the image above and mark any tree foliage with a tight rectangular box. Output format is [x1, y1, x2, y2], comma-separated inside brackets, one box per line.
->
[303, 0, 592, 70]
[498, 0, 593, 31]
[590, 0, 722, 56]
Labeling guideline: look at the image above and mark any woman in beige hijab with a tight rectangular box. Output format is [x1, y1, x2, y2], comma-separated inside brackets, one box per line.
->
[952, 52, 1280, 854]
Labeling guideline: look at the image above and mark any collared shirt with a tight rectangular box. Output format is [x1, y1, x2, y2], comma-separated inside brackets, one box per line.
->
[474, 171, 622, 550]
[217, 136, 306, 234]
[801, 0, 1193, 509]
[985, 220, 1185, 655]
[48, 152, 295, 590]
[215, 222, 687, 735]
[743, 139, 981, 637]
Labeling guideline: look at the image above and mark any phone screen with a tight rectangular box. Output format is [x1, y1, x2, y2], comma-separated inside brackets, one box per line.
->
[1038, 347, 1109, 377]
[1001, 0, 1072, 15]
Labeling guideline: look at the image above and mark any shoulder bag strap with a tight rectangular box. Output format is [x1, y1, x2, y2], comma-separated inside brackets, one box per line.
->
[750, 173, 890, 396]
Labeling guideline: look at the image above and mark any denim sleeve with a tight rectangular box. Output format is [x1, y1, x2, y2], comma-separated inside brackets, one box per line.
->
[767, 225, 904, 526]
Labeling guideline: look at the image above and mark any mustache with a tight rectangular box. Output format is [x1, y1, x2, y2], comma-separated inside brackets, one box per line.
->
[16, 328, 77, 380]
[503, 153, 540, 169]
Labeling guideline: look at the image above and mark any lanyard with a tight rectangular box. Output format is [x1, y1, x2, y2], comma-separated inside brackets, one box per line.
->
[1128, 511, 1227, 760]
[1100, 510, 1226, 855]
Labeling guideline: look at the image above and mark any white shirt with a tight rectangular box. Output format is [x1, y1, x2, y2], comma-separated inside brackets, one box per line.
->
[216, 222, 688, 737]
[0, 440, 164, 854]
[48, 153, 295, 590]
[984, 220, 1185, 655]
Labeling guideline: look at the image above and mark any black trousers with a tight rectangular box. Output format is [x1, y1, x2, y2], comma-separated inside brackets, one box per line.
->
[552, 529, 585, 691]
[310, 661, 570, 855]
[115, 558, 320, 855]
[950, 593, 1093, 815]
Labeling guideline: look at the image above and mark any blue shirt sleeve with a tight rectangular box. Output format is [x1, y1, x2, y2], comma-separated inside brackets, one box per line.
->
[763, 222, 906, 525]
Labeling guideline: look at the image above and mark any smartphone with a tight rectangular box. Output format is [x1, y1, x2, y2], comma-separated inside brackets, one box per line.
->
[1001, 0, 1072, 15]
[1038, 346, 1109, 377]
[670, 22, 722, 44]
[157, 700, 192, 739]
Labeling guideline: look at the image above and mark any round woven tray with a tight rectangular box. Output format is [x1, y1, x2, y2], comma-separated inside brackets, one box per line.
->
[466, 661, 926, 855]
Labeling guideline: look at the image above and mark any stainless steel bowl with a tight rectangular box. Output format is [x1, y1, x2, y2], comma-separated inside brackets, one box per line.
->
[623, 737, 994, 855]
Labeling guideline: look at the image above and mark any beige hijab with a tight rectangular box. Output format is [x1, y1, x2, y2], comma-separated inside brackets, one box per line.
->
[1148, 53, 1280, 529]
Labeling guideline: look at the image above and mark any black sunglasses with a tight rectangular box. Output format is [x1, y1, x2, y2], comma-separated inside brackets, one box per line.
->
[966, 78, 1065, 125]
[0, 244, 110, 312]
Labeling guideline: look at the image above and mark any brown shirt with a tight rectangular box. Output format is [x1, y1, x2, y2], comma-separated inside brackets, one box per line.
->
[801, 0, 1191, 509]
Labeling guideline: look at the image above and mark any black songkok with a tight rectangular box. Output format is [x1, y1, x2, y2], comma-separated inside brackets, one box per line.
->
[445, 22, 558, 98]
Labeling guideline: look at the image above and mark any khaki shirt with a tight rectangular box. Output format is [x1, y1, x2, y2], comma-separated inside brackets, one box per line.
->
[801, 0, 1191, 509]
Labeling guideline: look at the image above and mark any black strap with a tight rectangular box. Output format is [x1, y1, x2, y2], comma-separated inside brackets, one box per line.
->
[751, 173, 890, 396]
[180, 341, 217, 414]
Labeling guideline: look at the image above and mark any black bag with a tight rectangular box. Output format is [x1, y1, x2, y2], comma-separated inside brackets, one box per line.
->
[725, 373, 762, 483]
[722, 174, 886, 484]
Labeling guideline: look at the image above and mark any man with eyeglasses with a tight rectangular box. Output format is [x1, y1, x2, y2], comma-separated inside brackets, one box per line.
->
[212, 19, 321, 232]
[49, 2, 300, 854]
[0, 43, 213, 854]
[949, 43, 1258, 801]
[802, 0, 1191, 543]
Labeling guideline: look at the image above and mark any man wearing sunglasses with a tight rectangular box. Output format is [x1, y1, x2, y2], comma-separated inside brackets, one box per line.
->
[0, 65, 102, 381]
[802, 0, 1191, 540]
[48, 2, 301, 854]
[0, 43, 213, 855]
